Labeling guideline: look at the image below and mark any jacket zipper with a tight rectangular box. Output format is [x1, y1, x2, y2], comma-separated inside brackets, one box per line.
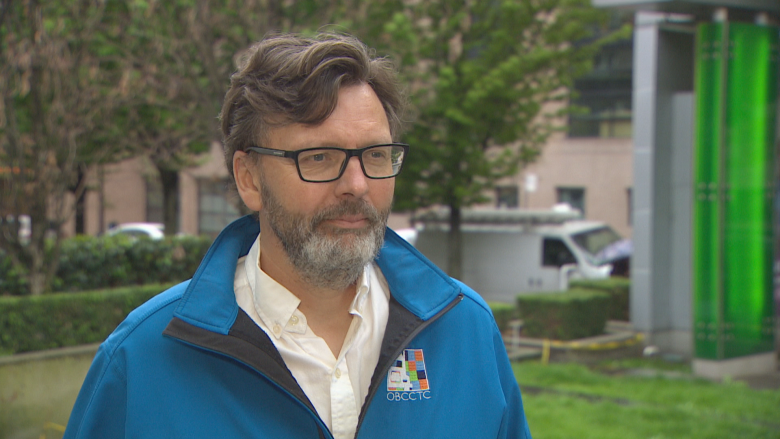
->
[353, 293, 464, 438]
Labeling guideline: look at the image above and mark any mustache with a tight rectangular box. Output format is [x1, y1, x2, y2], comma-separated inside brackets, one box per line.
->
[310, 200, 383, 229]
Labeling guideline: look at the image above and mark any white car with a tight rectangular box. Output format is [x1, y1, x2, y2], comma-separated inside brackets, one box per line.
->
[393, 228, 418, 246]
[106, 223, 165, 240]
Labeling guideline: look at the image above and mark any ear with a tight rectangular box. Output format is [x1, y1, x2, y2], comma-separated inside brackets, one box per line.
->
[233, 151, 263, 212]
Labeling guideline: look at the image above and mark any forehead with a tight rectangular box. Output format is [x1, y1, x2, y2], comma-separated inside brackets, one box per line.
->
[266, 84, 391, 150]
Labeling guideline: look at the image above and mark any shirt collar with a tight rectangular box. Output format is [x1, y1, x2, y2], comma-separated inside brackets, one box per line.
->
[349, 265, 372, 318]
[244, 237, 301, 337]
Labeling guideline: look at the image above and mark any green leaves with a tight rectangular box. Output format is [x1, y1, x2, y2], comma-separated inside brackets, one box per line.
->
[0, 233, 212, 295]
[383, 0, 620, 215]
[0, 283, 175, 354]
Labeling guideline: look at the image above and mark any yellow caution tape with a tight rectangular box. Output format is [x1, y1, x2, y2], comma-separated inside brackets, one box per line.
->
[39, 422, 66, 439]
[541, 333, 645, 352]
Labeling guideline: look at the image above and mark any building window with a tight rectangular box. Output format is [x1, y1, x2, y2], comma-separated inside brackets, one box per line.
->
[495, 185, 519, 208]
[145, 177, 164, 224]
[568, 17, 633, 139]
[198, 179, 240, 235]
[557, 187, 585, 216]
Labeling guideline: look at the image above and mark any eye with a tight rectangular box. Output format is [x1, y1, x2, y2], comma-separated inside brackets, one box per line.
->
[300, 149, 336, 163]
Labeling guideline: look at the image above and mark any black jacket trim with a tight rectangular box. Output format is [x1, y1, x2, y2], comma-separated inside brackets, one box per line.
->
[163, 310, 321, 426]
[355, 293, 463, 436]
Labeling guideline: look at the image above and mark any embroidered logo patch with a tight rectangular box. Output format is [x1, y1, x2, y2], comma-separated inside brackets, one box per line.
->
[387, 349, 429, 391]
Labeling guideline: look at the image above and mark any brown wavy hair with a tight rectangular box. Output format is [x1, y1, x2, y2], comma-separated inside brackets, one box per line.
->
[219, 32, 406, 178]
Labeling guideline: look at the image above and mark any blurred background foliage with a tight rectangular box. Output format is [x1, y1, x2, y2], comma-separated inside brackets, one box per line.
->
[0, 0, 627, 294]
[0, 234, 211, 296]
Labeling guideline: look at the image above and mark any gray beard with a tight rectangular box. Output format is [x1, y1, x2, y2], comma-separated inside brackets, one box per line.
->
[261, 182, 389, 291]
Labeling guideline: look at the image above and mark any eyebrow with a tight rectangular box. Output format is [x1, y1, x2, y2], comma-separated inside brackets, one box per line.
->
[297, 140, 396, 150]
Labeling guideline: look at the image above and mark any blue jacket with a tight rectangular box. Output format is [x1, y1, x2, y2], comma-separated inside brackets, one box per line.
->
[64, 215, 532, 438]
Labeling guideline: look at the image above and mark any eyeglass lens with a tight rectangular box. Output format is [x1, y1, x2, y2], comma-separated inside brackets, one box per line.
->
[298, 145, 405, 181]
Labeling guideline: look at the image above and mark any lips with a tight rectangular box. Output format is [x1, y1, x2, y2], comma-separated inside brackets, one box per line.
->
[332, 214, 368, 224]
[319, 216, 372, 234]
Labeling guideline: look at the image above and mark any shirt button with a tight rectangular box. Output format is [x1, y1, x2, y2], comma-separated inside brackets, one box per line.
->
[290, 316, 299, 325]
[272, 324, 282, 336]
[334, 369, 342, 379]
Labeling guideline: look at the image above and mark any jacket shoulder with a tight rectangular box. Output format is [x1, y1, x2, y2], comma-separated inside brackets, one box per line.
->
[450, 278, 498, 320]
[99, 281, 190, 357]
[63, 281, 191, 438]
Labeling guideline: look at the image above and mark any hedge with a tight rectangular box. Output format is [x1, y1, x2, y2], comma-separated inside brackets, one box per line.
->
[488, 302, 517, 333]
[0, 234, 211, 295]
[568, 277, 630, 321]
[0, 283, 174, 355]
[516, 289, 610, 340]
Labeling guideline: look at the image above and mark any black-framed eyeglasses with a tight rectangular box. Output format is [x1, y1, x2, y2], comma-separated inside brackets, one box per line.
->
[246, 143, 409, 183]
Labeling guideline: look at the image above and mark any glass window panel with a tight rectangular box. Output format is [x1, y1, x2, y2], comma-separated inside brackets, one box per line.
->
[198, 179, 241, 235]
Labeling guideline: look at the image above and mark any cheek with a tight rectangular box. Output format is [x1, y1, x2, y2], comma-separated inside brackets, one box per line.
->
[371, 180, 396, 207]
[262, 165, 318, 209]
[285, 184, 333, 213]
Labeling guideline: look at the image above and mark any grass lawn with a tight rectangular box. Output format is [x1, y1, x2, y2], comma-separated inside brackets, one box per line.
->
[513, 359, 780, 439]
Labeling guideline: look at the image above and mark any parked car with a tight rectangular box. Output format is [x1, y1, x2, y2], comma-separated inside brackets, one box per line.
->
[0, 214, 31, 245]
[106, 222, 165, 240]
[393, 227, 418, 246]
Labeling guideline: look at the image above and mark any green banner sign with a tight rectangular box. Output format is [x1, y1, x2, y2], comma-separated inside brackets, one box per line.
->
[693, 22, 778, 360]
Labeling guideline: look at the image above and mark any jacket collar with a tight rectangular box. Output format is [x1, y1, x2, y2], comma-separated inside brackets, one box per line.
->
[174, 215, 461, 333]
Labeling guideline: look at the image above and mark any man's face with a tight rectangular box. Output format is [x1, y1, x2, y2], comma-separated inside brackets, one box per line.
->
[254, 84, 395, 290]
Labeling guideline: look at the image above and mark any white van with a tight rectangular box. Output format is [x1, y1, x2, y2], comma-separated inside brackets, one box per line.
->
[408, 208, 630, 303]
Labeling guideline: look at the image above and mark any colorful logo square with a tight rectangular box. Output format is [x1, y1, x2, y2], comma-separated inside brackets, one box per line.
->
[387, 349, 430, 391]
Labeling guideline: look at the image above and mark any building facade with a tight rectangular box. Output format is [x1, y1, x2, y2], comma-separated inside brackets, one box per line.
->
[68, 30, 636, 240]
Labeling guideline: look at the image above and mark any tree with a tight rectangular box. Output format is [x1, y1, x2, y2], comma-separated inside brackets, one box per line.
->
[0, 0, 130, 294]
[382, 0, 630, 278]
[0, 0, 357, 293]
[114, 0, 335, 235]
[108, 0, 247, 235]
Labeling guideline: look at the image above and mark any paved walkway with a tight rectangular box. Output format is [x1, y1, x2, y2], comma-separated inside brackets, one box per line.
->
[735, 370, 780, 390]
[503, 320, 780, 391]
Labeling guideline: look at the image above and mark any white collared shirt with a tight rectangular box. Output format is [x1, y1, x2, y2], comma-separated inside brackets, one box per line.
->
[234, 236, 389, 439]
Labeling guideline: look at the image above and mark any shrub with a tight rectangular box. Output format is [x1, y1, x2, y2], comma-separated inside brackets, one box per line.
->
[516, 289, 610, 340]
[56, 235, 134, 291]
[0, 234, 211, 295]
[488, 302, 517, 333]
[568, 277, 630, 321]
[0, 283, 174, 355]
[0, 249, 28, 296]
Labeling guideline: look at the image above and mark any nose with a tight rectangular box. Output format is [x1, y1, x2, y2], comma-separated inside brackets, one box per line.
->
[335, 156, 369, 198]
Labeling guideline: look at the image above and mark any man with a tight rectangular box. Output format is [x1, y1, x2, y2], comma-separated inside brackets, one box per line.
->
[64, 33, 532, 439]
